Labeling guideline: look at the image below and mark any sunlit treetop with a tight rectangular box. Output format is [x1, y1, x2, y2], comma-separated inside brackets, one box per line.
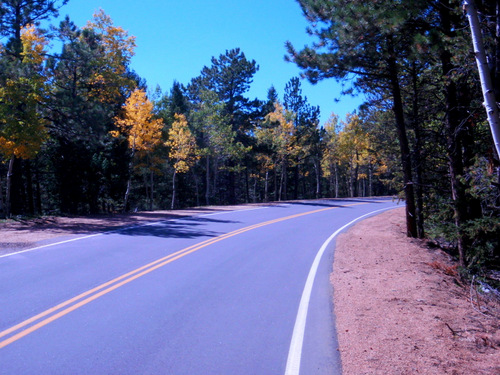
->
[112, 88, 163, 154]
[21, 24, 48, 65]
[166, 113, 200, 174]
[84, 9, 136, 75]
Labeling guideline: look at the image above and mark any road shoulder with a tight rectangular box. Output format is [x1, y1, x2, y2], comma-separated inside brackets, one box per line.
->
[332, 207, 500, 374]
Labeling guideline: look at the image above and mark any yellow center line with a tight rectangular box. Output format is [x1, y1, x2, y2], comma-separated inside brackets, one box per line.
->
[0, 202, 365, 349]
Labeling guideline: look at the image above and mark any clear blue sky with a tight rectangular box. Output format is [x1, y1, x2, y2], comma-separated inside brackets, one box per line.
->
[54, 0, 364, 125]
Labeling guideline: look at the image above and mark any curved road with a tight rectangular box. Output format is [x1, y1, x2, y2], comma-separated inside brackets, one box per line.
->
[0, 198, 399, 374]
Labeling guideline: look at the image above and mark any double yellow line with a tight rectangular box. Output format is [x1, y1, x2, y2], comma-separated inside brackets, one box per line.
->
[0, 203, 363, 349]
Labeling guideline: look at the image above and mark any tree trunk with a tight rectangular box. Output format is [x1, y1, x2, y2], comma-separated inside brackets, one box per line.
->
[368, 162, 373, 197]
[411, 63, 426, 238]
[348, 163, 354, 197]
[123, 177, 132, 213]
[245, 169, 250, 203]
[25, 160, 34, 215]
[192, 169, 200, 207]
[0, 174, 5, 218]
[34, 164, 42, 215]
[354, 152, 359, 197]
[465, 0, 500, 159]
[143, 173, 149, 209]
[314, 158, 321, 198]
[274, 168, 278, 201]
[5, 155, 15, 218]
[171, 170, 177, 210]
[150, 169, 154, 211]
[205, 155, 210, 206]
[334, 164, 339, 198]
[264, 170, 269, 202]
[387, 36, 418, 238]
[441, 0, 468, 266]
[293, 164, 299, 200]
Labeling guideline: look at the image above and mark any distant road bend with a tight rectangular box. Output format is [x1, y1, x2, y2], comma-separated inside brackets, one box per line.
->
[0, 198, 400, 374]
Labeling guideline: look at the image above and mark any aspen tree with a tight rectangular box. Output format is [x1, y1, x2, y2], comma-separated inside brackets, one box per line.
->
[166, 113, 199, 209]
[112, 89, 163, 211]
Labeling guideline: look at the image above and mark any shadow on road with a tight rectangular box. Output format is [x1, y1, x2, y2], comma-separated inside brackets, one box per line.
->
[109, 217, 240, 240]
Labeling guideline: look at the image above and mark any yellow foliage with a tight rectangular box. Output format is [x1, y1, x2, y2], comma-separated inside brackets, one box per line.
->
[166, 114, 200, 173]
[261, 101, 298, 158]
[84, 9, 137, 103]
[113, 89, 163, 154]
[337, 113, 370, 166]
[85, 9, 136, 75]
[21, 24, 48, 65]
[0, 77, 48, 160]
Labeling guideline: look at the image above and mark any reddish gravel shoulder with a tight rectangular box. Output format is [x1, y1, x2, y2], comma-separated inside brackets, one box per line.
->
[332, 207, 500, 375]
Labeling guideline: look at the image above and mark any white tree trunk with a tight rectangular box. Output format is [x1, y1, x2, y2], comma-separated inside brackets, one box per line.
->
[464, 0, 500, 159]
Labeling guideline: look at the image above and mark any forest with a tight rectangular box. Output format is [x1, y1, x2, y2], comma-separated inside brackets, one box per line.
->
[0, 0, 499, 274]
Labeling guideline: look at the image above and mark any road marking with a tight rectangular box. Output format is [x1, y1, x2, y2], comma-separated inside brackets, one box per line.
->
[0, 206, 270, 259]
[284, 206, 397, 375]
[0, 202, 367, 349]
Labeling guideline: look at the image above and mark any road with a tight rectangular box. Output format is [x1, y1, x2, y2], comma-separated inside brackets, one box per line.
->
[0, 198, 399, 374]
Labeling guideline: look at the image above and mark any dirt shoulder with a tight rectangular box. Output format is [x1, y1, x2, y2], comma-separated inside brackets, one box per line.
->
[333, 207, 500, 374]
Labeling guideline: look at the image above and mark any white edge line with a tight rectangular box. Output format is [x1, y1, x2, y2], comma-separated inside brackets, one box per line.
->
[0, 206, 269, 259]
[284, 206, 398, 375]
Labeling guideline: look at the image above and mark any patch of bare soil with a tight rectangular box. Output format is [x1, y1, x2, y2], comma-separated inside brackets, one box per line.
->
[332, 207, 500, 375]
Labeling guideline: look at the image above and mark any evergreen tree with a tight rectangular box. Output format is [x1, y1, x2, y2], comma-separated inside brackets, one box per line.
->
[283, 77, 320, 199]
[0, 0, 67, 56]
[0, 24, 48, 217]
[187, 48, 259, 204]
[286, 0, 427, 237]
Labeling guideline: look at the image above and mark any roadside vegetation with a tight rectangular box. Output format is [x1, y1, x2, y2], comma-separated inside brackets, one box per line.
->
[0, 1, 498, 278]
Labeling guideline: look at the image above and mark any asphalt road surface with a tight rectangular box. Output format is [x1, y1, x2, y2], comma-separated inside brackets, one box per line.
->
[0, 198, 400, 374]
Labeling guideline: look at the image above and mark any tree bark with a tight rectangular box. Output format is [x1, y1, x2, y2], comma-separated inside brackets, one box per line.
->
[171, 170, 177, 210]
[25, 160, 34, 215]
[441, 1, 467, 266]
[0, 174, 5, 218]
[205, 155, 210, 206]
[5, 155, 15, 218]
[264, 170, 269, 202]
[387, 36, 418, 238]
[465, 0, 500, 160]
[334, 164, 339, 198]
[411, 63, 426, 238]
[150, 169, 154, 211]
[314, 158, 321, 199]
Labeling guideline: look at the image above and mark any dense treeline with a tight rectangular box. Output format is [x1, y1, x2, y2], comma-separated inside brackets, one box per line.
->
[288, 0, 500, 272]
[0, 1, 499, 272]
[0, 1, 396, 218]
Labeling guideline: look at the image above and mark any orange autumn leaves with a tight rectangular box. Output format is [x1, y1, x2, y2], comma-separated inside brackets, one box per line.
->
[112, 88, 198, 174]
[112, 89, 163, 155]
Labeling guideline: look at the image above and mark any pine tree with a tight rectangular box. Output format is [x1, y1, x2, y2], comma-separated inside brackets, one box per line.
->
[286, 0, 424, 236]
[188, 48, 259, 204]
[0, 24, 48, 217]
